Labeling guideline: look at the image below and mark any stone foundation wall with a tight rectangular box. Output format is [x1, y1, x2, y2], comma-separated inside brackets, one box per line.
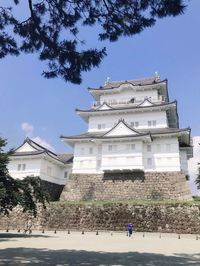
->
[60, 172, 192, 201]
[0, 203, 200, 234]
[41, 180, 64, 201]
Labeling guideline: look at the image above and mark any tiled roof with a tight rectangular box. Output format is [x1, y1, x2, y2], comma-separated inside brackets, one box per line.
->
[61, 127, 190, 140]
[88, 77, 166, 91]
[10, 151, 45, 156]
[24, 137, 58, 156]
[104, 76, 158, 88]
[12, 138, 72, 164]
[57, 153, 73, 164]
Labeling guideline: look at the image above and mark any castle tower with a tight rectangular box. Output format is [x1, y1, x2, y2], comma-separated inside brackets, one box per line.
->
[60, 75, 193, 201]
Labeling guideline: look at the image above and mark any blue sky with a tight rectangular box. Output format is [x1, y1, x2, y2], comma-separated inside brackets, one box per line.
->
[0, 0, 200, 154]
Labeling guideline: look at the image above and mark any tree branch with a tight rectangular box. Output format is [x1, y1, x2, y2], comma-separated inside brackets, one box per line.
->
[28, 0, 56, 50]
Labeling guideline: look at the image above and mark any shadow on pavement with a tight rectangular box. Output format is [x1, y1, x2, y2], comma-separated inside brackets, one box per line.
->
[0, 233, 50, 242]
[0, 248, 199, 266]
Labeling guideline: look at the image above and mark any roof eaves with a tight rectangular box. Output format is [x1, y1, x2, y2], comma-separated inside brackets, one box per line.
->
[151, 127, 190, 136]
[10, 150, 45, 157]
[76, 100, 176, 113]
[88, 79, 167, 91]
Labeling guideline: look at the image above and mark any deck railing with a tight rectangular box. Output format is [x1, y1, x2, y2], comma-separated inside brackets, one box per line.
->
[91, 96, 165, 108]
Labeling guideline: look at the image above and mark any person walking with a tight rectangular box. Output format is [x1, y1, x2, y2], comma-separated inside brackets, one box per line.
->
[127, 223, 133, 237]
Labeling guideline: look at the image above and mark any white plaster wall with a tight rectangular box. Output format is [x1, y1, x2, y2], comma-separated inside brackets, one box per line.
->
[180, 149, 188, 174]
[8, 158, 41, 180]
[188, 136, 200, 195]
[88, 111, 168, 132]
[73, 142, 98, 173]
[40, 158, 68, 185]
[8, 157, 70, 185]
[143, 137, 181, 172]
[100, 88, 158, 105]
[101, 140, 143, 170]
[72, 137, 181, 174]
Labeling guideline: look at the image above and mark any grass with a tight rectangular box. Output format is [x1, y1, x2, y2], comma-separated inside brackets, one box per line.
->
[50, 198, 200, 207]
[193, 196, 200, 202]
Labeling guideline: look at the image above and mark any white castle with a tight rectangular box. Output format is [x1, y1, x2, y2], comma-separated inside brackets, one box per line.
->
[61, 75, 193, 175]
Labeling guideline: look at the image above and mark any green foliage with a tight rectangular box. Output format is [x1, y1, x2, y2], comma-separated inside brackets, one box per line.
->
[193, 196, 200, 201]
[0, 0, 187, 84]
[53, 198, 198, 207]
[0, 137, 48, 217]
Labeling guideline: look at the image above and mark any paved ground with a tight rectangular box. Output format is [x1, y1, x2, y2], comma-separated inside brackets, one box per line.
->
[0, 231, 200, 265]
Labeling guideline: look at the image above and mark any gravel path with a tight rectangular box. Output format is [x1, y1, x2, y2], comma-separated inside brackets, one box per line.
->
[0, 231, 199, 265]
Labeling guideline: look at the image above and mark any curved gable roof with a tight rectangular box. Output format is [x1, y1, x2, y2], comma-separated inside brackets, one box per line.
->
[103, 119, 142, 137]
[96, 102, 113, 110]
[136, 98, 155, 107]
[12, 138, 69, 164]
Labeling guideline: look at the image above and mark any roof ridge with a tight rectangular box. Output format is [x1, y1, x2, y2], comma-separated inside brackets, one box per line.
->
[26, 138, 58, 157]
[107, 76, 156, 84]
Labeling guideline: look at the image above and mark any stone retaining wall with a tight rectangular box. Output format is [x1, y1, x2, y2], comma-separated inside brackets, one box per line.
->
[0, 203, 200, 234]
[41, 180, 64, 201]
[60, 172, 192, 201]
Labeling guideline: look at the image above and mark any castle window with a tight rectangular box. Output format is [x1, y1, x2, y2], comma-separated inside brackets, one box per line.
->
[166, 144, 171, 152]
[97, 159, 101, 169]
[98, 123, 105, 130]
[98, 145, 102, 154]
[148, 120, 157, 127]
[17, 164, 26, 171]
[156, 144, 161, 152]
[126, 143, 136, 150]
[89, 147, 93, 154]
[135, 122, 139, 127]
[131, 144, 136, 150]
[147, 158, 152, 166]
[64, 171, 68, 178]
[80, 148, 85, 155]
[147, 144, 151, 152]
[47, 166, 52, 175]
[108, 145, 117, 152]
[131, 121, 139, 128]
[17, 164, 21, 171]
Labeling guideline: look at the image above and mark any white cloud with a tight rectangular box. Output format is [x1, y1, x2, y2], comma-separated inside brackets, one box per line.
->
[32, 136, 55, 151]
[21, 122, 34, 137]
[21, 122, 55, 151]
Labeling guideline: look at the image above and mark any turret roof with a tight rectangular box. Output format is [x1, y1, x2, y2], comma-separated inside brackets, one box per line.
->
[11, 137, 73, 164]
[88, 76, 165, 91]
